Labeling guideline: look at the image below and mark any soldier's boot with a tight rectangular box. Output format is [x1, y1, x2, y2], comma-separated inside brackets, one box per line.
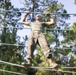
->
[22, 59, 32, 66]
[48, 59, 58, 69]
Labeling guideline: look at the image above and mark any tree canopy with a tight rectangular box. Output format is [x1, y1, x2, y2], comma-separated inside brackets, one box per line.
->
[0, 0, 76, 75]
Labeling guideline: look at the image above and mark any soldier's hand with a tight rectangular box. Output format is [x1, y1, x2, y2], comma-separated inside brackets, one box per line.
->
[25, 11, 30, 16]
[46, 12, 50, 18]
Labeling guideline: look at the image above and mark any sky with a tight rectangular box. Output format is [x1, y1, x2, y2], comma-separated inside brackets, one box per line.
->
[10, 0, 76, 41]
[10, 0, 76, 25]
[9, 0, 76, 55]
[58, 0, 76, 13]
[58, 0, 76, 25]
[11, 0, 76, 13]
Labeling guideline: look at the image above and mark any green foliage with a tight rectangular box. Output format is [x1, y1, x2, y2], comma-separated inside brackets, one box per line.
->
[60, 22, 76, 74]
[70, 22, 76, 30]
[46, 2, 64, 13]
[0, 0, 26, 75]
[62, 22, 76, 43]
[74, 0, 76, 4]
[23, 0, 76, 75]
[36, 70, 51, 75]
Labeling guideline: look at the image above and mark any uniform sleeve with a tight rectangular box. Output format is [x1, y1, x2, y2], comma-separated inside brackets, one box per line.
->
[29, 22, 31, 26]
[42, 22, 47, 27]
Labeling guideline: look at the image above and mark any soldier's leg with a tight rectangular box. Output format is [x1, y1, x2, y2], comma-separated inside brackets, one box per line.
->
[22, 36, 36, 66]
[38, 33, 52, 58]
[26, 37, 36, 64]
[38, 33, 58, 68]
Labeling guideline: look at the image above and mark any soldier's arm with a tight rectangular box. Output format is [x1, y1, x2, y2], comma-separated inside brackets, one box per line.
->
[21, 11, 30, 26]
[45, 12, 56, 26]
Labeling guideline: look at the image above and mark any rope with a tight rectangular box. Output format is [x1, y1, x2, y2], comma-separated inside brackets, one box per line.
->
[29, 66, 76, 73]
[0, 43, 75, 49]
[0, 60, 26, 69]
[0, 25, 76, 31]
[0, 43, 25, 47]
[0, 26, 30, 29]
[27, 66, 76, 74]
[51, 69, 76, 74]
[0, 9, 76, 15]
[62, 67, 76, 69]
[0, 69, 27, 75]
[0, 60, 76, 74]
[0, 9, 40, 14]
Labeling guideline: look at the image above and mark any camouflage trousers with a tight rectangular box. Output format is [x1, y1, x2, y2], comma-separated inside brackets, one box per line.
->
[26, 31, 52, 59]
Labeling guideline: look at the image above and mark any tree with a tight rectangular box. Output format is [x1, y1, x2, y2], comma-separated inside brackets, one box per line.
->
[74, 0, 76, 4]
[59, 22, 76, 75]
[13, 0, 76, 75]
[0, 0, 27, 75]
[22, 0, 73, 75]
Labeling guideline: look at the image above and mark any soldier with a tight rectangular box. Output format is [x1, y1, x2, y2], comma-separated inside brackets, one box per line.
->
[21, 11, 58, 68]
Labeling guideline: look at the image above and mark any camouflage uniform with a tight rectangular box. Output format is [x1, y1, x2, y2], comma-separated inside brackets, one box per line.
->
[26, 22, 52, 60]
